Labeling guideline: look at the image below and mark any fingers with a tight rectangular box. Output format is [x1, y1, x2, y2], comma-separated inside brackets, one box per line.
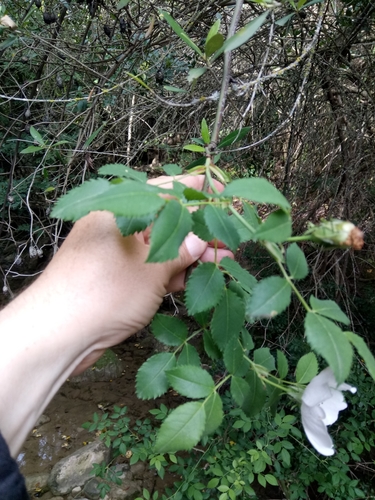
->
[148, 174, 225, 193]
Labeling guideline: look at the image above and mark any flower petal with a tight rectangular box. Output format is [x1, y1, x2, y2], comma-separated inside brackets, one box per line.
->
[321, 388, 347, 425]
[301, 403, 335, 456]
[301, 367, 334, 407]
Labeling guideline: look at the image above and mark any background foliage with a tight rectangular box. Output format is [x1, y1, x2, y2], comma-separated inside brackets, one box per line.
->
[0, 0, 375, 498]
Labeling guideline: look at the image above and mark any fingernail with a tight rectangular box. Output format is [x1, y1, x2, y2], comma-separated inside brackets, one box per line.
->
[185, 233, 206, 261]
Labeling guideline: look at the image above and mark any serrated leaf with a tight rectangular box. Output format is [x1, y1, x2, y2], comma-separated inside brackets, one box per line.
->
[205, 32, 224, 58]
[246, 276, 291, 319]
[177, 344, 201, 367]
[255, 210, 292, 243]
[98, 164, 147, 182]
[254, 348, 275, 372]
[187, 67, 207, 83]
[277, 350, 289, 379]
[223, 11, 269, 53]
[241, 328, 254, 350]
[183, 144, 206, 153]
[162, 164, 182, 176]
[116, 213, 154, 236]
[295, 352, 318, 384]
[242, 371, 267, 417]
[52, 179, 165, 221]
[147, 200, 192, 262]
[185, 262, 225, 315]
[224, 337, 248, 376]
[167, 366, 215, 398]
[305, 312, 353, 384]
[203, 330, 221, 360]
[309, 296, 350, 325]
[218, 127, 251, 148]
[204, 392, 223, 435]
[220, 257, 257, 294]
[154, 401, 206, 453]
[344, 331, 375, 381]
[151, 314, 188, 346]
[136, 353, 176, 399]
[230, 376, 251, 407]
[29, 126, 44, 146]
[203, 205, 240, 252]
[192, 209, 214, 241]
[230, 214, 254, 243]
[163, 85, 187, 93]
[201, 118, 210, 144]
[286, 243, 308, 280]
[160, 10, 204, 58]
[183, 187, 209, 201]
[194, 310, 211, 327]
[223, 178, 290, 211]
[20, 145, 45, 154]
[211, 288, 245, 350]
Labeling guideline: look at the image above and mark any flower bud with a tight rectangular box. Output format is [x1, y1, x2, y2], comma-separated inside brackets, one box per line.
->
[0, 15, 17, 29]
[307, 219, 364, 250]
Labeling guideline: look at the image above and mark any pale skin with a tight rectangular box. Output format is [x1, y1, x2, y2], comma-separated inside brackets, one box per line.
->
[0, 175, 232, 457]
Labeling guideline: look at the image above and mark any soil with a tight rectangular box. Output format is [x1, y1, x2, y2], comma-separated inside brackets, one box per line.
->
[17, 329, 178, 482]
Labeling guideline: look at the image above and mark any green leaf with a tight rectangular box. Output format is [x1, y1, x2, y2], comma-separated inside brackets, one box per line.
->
[222, 11, 269, 54]
[201, 118, 210, 144]
[265, 474, 278, 487]
[20, 145, 45, 154]
[206, 19, 220, 43]
[151, 314, 188, 346]
[204, 392, 223, 435]
[177, 344, 201, 367]
[254, 210, 292, 243]
[203, 206, 240, 252]
[98, 164, 147, 182]
[117, 0, 131, 9]
[305, 312, 353, 384]
[207, 477, 220, 489]
[286, 243, 308, 280]
[52, 179, 165, 221]
[116, 214, 154, 236]
[295, 352, 318, 384]
[0, 35, 17, 51]
[185, 263, 225, 315]
[167, 366, 215, 398]
[220, 257, 257, 294]
[224, 337, 248, 376]
[223, 178, 291, 211]
[218, 127, 251, 148]
[254, 348, 275, 372]
[241, 328, 254, 350]
[163, 85, 187, 93]
[275, 13, 294, 26]
[160, 11, 204, 58]
[162, 164, 182, 176]
[136, 353, 176, 399]
[205, 33, 224, 58]
[192, 209, 214, 242]
[203, 330, 221, 360]
[242, 371, 267, 417]
[183, 187, 209, 201]
[277, 350, 289, 379]
[309, 296, 350, 325]
[211, 288, 245, 350]
[83, 122, 107, 149]
[246, 276, 292, 319]
[183, 144, 206, 153]
[231, 376, 251, 407]
[147, 200, 192, 262]
[187, 67, 207, 82]
[154, 401, 206, 453]
[344, 331, 375, 381]
[29, 126, 44, 146]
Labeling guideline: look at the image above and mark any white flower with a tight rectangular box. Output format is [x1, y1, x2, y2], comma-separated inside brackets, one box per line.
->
[301, 367, 356, 456]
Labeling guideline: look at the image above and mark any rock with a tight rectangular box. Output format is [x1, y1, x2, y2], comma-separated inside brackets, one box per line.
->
[25, 472, 49, 493]
[72, 485, 82, 494]
[36, 414, 51, 427]
[48, 439, 111, 495]
[130, 462, 146, 479]
[83, 478, 101, 499]
[70, 349, 124, 383]
[108, 481, 141, 500]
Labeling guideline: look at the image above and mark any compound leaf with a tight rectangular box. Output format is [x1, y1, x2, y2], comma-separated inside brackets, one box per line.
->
[223, 178, 290, 211]
[147, 200, 192, 262]
[151, 314, 188, 346]
[154, 401, 206, 453]
[305, 312, 353, 384]
[166, 366, 215, 398]
[309, 296, 350, 325]
[185, 262, 225, 315]
[136, 353, 176, 399]
[246, 276, 291, 319]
